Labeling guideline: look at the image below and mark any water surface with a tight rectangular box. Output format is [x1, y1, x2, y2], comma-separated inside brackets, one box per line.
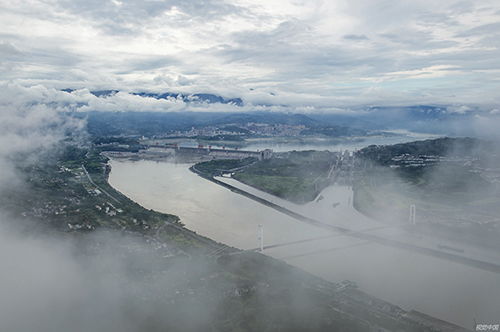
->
[109, 159, 500, 328]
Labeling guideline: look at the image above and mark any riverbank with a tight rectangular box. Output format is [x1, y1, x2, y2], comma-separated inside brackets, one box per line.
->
[17, 147, 464, 331]
[193, 151, 338, 204]
[109, 158, 500, 328]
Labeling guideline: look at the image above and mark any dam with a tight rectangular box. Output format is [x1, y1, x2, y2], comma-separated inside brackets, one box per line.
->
[104, 143, 273, 161]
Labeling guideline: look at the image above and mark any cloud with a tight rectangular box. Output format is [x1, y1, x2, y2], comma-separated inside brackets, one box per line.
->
[0, 41, 22, 56]
[0, 85, 345, 332]
[0, 219, 232, 332]
[0, 83, 85, 191]
[0, 81, 221, 332]
[0, 0, 499, 107]
[343, 34, 369, 41]
[0, 80, 206, 332]
[447, 104, 472, 114]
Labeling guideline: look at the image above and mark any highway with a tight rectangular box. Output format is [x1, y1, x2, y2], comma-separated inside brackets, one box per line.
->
[81, 164, 121, 204]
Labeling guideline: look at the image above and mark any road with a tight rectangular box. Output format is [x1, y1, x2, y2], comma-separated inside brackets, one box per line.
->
[81, 164, 121, 204]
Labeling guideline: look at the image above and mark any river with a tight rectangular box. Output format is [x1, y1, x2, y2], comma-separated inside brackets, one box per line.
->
[108, 138, 500, 328]
[153, 130, 440, 152]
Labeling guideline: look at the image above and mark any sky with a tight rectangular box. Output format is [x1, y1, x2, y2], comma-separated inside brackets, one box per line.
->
[1, 0, 500, 109]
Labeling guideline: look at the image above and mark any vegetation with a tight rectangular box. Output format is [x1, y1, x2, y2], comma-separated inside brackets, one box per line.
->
[91, 136, 145, 153]
[194, 151, 336, 204]
[355, 137, 491, 165]
[195, 134, 245, 141]
[234, 151, 334, 203]
[300, 125, 366, 137]
[92, 136, 141, 146]
[234, 173, 319, 202]
[353, 137, 500, 248]
[3, 145, 209, 250]
[195, 158, 257, 175]
[1, 140, 466, 331]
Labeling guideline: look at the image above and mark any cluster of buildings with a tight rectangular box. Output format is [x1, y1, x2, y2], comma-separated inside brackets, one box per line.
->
[165, 126, 244, 137]
[156, 123, 306, 138]
[388, 154, 448, 168]
[244, 123, 306, 136]
[387, 153, 500, 184]
[389, 154, 474, 168]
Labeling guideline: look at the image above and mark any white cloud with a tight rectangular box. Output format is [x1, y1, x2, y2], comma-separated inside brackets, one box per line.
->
[0, 0, 499, 108]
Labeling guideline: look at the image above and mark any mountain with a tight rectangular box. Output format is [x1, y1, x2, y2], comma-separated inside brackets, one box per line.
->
[309, 105, 481, 134]
[132, 91, 244, 106]
[211, 112, 318, 126]
[62, 88, 492, 136]
[79, 111, 324, 136]
[61, 89, 244, 106]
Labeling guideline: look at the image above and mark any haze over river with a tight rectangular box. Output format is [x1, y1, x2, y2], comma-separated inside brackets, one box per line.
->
[108, 137, 500, 329]
[169, 130, 440, 152]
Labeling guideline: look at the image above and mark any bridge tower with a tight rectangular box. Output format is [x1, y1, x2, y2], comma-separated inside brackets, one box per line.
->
[409, 204, 416, 225]
[258, 224, 264, 252]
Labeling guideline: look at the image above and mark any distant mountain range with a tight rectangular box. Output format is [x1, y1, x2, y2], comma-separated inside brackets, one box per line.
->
[61, 89, 243, 106]
[78, 111, 330, 136]
[63, 89, 494, 137]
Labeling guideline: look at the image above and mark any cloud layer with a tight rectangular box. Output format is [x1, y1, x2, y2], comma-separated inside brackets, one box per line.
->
[1, 0, 500, 108]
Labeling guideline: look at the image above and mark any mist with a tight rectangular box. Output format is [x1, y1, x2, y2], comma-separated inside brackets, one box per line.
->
[1, 81, 498, 330]
[0, 90, 219, 332]
[2, 0, 500, 329]
[107, 130, 500, 328]
[0, 84, 358, 332]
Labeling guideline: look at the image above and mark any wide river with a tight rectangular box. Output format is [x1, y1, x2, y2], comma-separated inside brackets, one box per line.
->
[108, 137, 500, 328]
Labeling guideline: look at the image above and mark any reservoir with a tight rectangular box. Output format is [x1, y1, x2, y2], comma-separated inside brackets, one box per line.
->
[108, 139, 500, 328]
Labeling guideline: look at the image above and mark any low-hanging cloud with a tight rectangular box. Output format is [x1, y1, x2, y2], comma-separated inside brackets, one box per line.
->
[0, 79, 216, 332]
[0, 81, 342, 332]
